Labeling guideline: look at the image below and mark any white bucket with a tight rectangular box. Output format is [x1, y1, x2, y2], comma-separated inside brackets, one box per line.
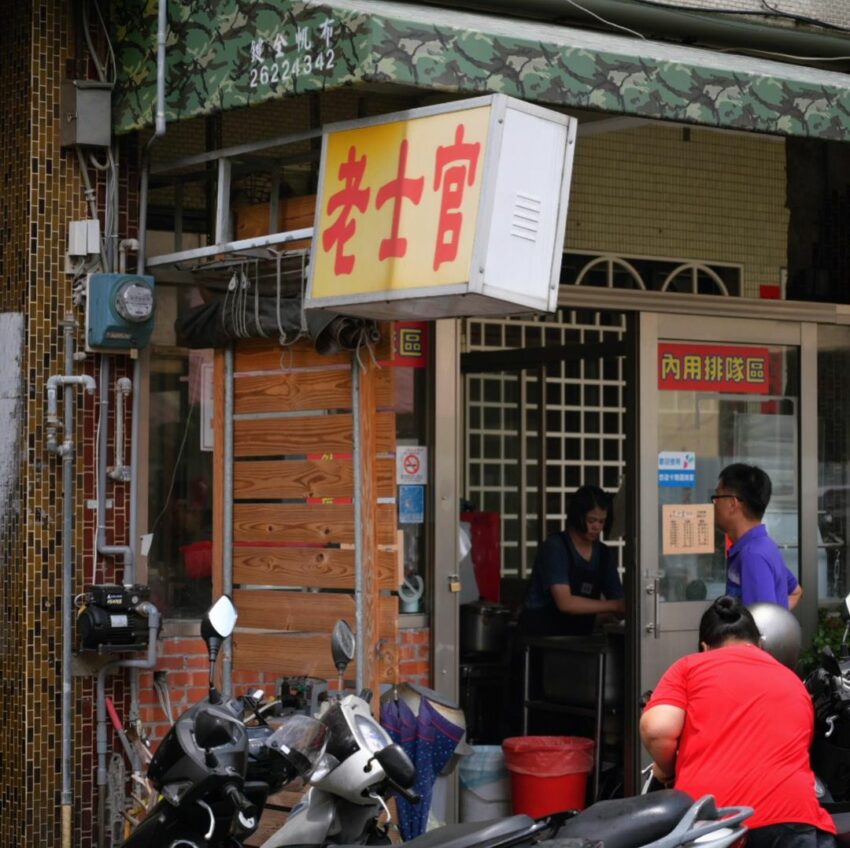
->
[459, 745, 512, 822]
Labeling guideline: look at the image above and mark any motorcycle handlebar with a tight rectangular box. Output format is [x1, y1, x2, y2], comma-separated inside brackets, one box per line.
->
[389, 778, 421, 805]
[225, 782, 259, 820]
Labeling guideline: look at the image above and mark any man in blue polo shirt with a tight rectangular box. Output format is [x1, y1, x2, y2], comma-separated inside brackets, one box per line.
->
[712, 463, 802, 609]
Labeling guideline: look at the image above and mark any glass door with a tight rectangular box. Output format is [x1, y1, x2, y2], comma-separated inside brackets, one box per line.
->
[637, 314, 817, 733]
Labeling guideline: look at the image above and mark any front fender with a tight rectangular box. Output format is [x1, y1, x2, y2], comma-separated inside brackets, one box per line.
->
[260, 788, 335, 848]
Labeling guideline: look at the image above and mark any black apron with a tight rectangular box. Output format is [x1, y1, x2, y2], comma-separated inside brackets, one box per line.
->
[519, 533, 604, 637]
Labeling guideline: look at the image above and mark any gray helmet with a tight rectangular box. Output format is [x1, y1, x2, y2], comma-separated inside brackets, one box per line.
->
[747, 602, 802, 670]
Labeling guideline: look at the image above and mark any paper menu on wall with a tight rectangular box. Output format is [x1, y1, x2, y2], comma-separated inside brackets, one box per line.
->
[662, 503, 714, 555]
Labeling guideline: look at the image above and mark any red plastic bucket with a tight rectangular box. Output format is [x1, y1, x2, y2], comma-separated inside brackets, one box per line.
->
[502, 736, 594, 817]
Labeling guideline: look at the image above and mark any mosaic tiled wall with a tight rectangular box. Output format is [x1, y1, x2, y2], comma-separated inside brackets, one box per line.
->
[0, 5, 30, 844]
[0, 2, 138, 844]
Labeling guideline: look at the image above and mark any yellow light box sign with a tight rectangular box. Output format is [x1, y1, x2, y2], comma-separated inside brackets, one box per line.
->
[313, 107, 488, 295]
[306, 95, 577, 320]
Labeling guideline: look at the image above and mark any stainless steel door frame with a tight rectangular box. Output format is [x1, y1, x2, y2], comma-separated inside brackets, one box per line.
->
[434, 318, 462, 703]
[636, 312, 818, 783]
[433, 318, 462, 824]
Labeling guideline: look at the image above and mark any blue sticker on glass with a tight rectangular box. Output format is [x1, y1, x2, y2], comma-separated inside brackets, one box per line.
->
[658, 451, 696, 488]
[399, 485, 425, 524]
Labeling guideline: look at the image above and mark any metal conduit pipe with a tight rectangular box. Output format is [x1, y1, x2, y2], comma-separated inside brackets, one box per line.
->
[129, 357, 141, 584]
[411, 0, 850, 59]
[222, 346, 234, 698]
[74, 146, 106, 271]
[96, 602, 161, 848]
[118, 238, 139, 275]
[46, 375, 97, 455]
[137, 0, 165, 272]
[96, 356, 134, 575]
[132, 0, 160, 724]
[154, 0, 167, 137]
[60, 322, 74, 848]
[48, 317, 96, 848]
[137, 166, 150, 276]
[352, 362, 364, 692]
[109, 378, 132, 483]
[127, 357, 142, 723]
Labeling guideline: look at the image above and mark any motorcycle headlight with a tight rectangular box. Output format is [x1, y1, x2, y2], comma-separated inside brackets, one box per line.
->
[310, 752, 341, 783]
[354, 714, 392, 754]
[266, 715, 329, 778]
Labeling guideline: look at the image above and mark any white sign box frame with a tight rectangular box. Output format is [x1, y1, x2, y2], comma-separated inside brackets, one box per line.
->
[305, 93, 577, 320]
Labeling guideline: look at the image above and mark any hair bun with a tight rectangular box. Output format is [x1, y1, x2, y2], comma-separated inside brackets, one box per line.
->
[713, 596, 739, 622]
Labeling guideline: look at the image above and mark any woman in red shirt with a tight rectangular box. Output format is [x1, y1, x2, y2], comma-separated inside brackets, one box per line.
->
[641, 596, 835, 848]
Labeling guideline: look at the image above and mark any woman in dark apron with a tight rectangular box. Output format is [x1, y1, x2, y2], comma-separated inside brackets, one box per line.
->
[519, 484, 624, 637]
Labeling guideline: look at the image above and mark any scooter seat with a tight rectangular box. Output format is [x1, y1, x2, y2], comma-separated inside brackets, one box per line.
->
[832, 812, 850, 848]
[551, 790, 696, 848]
[388, 815, 537, 848]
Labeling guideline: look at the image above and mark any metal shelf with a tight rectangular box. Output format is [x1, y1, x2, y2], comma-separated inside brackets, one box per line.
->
[524, 699, 598, 719]
[521, 636, 607, 801]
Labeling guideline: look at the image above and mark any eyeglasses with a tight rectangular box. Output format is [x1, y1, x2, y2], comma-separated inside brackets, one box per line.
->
[710, 494, 739, 503]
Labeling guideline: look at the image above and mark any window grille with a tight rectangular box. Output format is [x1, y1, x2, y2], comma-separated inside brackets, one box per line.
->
[463, 251, 742, 579]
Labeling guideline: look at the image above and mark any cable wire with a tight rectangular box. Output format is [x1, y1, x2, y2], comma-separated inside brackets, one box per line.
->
[560, 0, 647, 39]
[149, 403, 196, 534]
[716, 45, 850, 62]
[759, 0, 850, 35]
[91, 0, 117, 83]
[623, 0, 850, 35]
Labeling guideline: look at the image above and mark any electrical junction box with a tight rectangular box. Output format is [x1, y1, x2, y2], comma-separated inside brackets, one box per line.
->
[68, 220, 101, 258]
[85, 273, 156, 351]
[60, 80, 112, 148]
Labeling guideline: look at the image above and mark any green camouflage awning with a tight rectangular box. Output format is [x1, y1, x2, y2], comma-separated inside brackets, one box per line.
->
[112, 0, 850, 139]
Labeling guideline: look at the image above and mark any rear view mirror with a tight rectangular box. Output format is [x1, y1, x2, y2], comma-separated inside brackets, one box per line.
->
[203, 595, 238, 644]
[200, 595, 238, 703]
[331, 620, 355, 673]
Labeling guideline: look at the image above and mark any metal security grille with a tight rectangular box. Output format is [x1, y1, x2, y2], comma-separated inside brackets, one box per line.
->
[464, 308, 628, 578]
[463, 252, 741, 579]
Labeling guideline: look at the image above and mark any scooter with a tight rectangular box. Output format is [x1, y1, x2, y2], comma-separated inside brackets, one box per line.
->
[805, 591, 850, 814]
[261, 622, 751, 848]
[122, 596, 329, 848]
[730, 598, 850, 840]
[261, 620, 421, 847]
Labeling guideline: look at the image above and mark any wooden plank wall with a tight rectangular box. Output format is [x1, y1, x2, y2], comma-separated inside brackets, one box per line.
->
[213, 334, 401, 687]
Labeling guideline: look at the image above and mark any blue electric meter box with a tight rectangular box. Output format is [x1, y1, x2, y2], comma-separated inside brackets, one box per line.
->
[85, 273, 156, 351]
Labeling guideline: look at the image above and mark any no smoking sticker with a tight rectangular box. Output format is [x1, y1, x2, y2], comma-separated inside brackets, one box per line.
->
[397, 445, 427, 485]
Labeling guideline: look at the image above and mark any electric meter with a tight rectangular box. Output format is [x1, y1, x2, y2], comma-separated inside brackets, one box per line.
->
[85, 273, 156, 351]
[115, 279, 155, 322]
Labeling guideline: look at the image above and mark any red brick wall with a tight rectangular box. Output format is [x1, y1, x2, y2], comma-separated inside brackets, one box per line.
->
[138, 628, 432, 744]
[137, 639, 280, 740]
[399, 628, 431, 687]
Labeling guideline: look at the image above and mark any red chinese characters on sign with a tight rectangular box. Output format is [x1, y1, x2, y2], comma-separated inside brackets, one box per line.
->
[658, 343, 770, 394]
[433, 125, 481, 270]
[376, 139, 424, 261]
[322, 146, 371, 275]
[320, 122, 480, 275]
